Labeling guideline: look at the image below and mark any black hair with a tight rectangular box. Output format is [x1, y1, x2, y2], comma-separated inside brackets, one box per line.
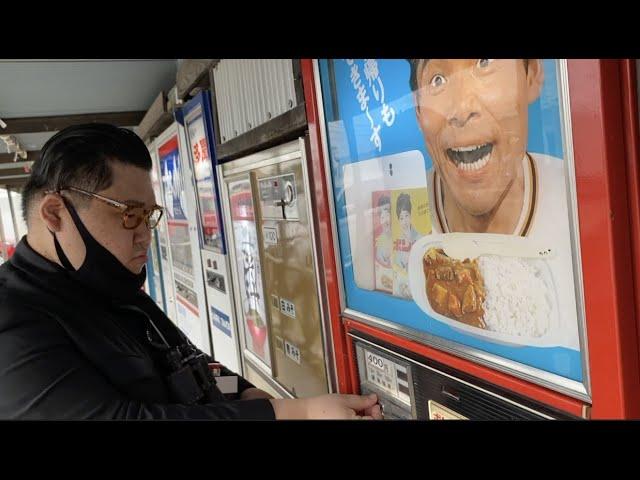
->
[377, 194, 391, 209]
[407, 59, 531, 92]
[21, 123, 152, 224]
[396, 193, 412, 218]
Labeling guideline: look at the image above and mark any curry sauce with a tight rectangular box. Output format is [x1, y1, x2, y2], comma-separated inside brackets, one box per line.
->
[423, 247, 486, 329]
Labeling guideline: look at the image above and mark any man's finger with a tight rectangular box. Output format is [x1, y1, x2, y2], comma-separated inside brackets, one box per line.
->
[364, 404, 383, 419]
[342, 393, 378, 410]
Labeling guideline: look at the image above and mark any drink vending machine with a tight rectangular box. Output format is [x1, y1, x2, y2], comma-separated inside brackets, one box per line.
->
[181, 91, 242, 372]
[148, 140, 176, 319]
[305, 58, 640, 419]
[144, 227, 166, 312]
[154, 121, 212, 355]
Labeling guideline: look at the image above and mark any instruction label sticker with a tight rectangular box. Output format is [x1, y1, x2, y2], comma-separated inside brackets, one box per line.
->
[428, 400, 468, 420]
[284, 340, 301, 364]
[263, 226, 278, 246]
[280, 297, 296, 318]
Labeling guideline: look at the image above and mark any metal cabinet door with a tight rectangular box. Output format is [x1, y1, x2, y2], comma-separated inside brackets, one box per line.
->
[251, 151, 329, 397]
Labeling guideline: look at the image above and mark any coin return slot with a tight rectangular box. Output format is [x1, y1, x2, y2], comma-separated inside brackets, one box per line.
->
[441, 386, 460, 402]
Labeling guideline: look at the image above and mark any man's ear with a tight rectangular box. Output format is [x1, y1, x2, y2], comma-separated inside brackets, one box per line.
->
[413, 90, 423, 125]
[527, 59, 545, 104]
[39, 193, 66, 232]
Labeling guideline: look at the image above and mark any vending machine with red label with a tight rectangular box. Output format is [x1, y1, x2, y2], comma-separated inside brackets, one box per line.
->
[303, 58, 640, 419]
[154, 122, 212, 356]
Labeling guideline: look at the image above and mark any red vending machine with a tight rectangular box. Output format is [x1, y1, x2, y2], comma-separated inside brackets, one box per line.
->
[303, 58, 640, 419]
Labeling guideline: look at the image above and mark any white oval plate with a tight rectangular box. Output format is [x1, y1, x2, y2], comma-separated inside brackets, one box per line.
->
[408, 234, 564, 348]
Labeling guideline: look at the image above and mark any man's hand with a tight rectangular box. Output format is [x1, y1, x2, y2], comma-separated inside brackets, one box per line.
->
[240, 387, 274, 400]
[305, 393, 382, 419]
[270, 393, 382, 420]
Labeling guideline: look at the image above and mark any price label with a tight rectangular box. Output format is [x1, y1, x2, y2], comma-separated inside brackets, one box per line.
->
[364, 348, 398, 395]
[365, 350, 390, 374]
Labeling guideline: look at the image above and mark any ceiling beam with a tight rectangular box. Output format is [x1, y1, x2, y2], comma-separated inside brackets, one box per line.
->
[0, 111, 146, 135]
[0, 174, 30, 187]
[176, 59, 216, 100]
[0, 165, 32, 175]
[0, 151, 40, 164]
[0, 178, 29, 188]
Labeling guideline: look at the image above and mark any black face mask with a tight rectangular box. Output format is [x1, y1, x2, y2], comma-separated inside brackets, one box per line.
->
[50, 198, 147, 302]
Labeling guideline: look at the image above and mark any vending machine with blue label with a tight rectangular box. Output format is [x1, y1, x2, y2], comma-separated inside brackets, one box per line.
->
[180, 90, 242, 373]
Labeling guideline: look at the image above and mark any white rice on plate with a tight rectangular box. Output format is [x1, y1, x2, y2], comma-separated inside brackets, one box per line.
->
[477, 255, 551, 337]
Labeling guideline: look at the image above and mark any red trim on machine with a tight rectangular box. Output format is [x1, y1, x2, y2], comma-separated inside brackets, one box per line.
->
[300, 58, 352, 393]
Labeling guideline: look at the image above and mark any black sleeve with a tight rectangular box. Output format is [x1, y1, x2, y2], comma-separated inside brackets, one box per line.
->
[0, 306, 275, 420]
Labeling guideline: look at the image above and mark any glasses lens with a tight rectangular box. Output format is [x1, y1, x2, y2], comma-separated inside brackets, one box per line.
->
[147, 208, 163, 229]
[123, 208, 144, 229]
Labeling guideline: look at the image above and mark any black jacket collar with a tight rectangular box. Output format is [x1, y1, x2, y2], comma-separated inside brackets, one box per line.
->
[10, 237, 120, 308]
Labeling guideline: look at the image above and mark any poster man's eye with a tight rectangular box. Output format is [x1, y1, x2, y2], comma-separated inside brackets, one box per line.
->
[477, 59, 494, 69]
[430, 74, 447, 88]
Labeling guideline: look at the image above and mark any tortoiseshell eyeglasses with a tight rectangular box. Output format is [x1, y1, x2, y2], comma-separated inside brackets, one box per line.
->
[45, 186, 164, 230]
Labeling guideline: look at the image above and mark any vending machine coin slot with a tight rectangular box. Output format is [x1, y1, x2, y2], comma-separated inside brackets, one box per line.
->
[259, 173, 298, 221]
[355, 341, 416, 419]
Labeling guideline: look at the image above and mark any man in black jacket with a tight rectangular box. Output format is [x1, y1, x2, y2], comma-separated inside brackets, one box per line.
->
[0, 123, 381, 420]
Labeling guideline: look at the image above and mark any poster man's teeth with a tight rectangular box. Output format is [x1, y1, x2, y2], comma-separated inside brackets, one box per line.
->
[457, 153, 490, 171]
[451, 144, 485, 153]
